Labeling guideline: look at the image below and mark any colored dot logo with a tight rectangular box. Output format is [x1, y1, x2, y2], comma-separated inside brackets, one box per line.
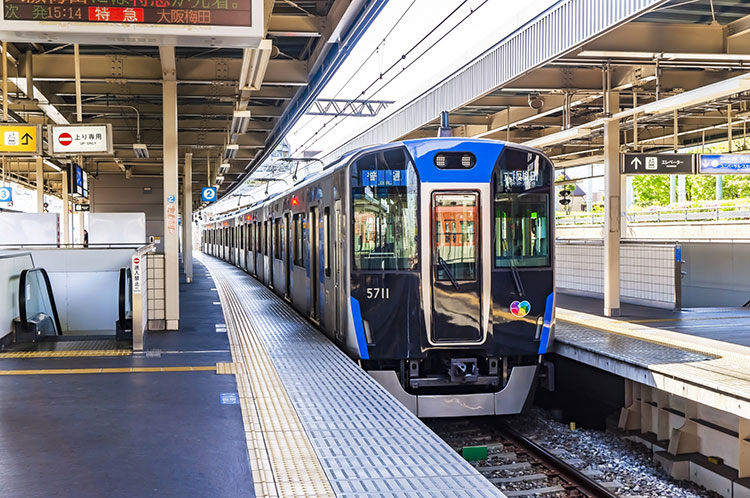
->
[510, 300, 531, 318]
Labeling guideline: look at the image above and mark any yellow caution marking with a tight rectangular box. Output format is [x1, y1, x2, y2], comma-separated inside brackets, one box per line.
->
[0, 365, 216, 375]
[0, 349, 132, 359]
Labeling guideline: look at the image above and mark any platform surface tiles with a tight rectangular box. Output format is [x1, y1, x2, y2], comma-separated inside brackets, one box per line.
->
[199, 254, 503, 498]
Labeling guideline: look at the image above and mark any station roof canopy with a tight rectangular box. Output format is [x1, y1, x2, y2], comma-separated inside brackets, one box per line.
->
[0, 0, 369, 204]
[332, 0, 750, 172]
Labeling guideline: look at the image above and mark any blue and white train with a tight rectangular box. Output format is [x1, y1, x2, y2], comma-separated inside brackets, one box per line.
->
[202, 138, 555, 417]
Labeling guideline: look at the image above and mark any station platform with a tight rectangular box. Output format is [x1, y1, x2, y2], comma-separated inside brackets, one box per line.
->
[555, 293, 750, 420]
[201, 253, 504, 498]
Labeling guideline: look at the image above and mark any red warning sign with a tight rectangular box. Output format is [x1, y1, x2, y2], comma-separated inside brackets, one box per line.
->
[58, 132, 72, 146]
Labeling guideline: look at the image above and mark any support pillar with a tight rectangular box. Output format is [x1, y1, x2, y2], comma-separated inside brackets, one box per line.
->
[183, 152, 193, 283]
[61, 169, 69, 245]
[603, 91, 621, 317]
[35, 156, 43, 212]
[161, 46, 179, 330]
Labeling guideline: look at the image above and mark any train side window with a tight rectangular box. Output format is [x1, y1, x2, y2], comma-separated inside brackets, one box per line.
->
[274, 218, 282, 260]
[493, 148, 552, 268]
[324, 207, 331, 277]
[351, 147, 419, 271]
[293, 213, 305, 267]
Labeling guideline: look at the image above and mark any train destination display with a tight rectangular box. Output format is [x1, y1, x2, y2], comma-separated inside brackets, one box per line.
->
[3, 0, 251, 26]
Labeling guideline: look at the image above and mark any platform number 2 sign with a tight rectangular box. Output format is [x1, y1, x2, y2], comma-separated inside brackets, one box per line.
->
[0, 187, 11, 202]
[202, 187, 217, 202]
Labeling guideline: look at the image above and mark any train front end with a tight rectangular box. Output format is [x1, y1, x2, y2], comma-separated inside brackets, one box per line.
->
[349, 138, 555, 417]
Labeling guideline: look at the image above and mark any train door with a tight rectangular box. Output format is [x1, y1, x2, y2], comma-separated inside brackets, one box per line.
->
[285, 213, 291, 299]
[334, 199, 344, 341]
[268, 218, 274, 287]
[309, 206, 319, 320]
[431, 192, 482, 343]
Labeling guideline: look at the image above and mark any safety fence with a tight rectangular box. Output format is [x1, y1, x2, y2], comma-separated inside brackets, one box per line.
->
[556, 239, 681, 309]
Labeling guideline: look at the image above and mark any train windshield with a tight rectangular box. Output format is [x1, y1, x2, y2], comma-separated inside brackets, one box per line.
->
[494, 149, 551, 268]
[351, 148, 419, 271]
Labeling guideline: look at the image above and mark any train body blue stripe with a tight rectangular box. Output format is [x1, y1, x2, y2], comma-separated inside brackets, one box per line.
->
[350, 297, 369, 360]
[538, 292, 555, 354]
[403, 138, 505, 183]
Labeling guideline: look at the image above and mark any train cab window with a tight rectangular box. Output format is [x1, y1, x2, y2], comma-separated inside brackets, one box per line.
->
[274, 218, 282, 260]
[351, 148, 418, 271]
[493, 148, 551, 268]
[293, 213, 305, 267]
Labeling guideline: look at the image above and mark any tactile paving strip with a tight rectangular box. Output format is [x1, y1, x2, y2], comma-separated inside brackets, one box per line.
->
[201, 254, 504, 498]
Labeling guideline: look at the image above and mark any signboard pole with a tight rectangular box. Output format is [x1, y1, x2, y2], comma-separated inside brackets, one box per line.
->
[35, 155, 43, 212]
[61, 168, 69, 245]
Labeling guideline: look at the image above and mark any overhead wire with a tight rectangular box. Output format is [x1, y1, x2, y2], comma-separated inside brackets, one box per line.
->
[293, 0, 489, 155]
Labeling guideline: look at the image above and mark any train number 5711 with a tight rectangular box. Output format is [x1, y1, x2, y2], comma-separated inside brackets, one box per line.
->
[366, 287, 390, 299]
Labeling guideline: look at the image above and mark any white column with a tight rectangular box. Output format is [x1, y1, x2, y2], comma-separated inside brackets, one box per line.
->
[161, 46, 179, 330]
[183, 152, 193, 283]
[604, 91, 621, 317]
[35, 156, 43, 212]
[61, 169, 70, 245]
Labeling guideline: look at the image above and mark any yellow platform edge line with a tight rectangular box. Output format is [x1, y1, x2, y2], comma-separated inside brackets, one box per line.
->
[0, 365, 217, 375]
[0, 350, 132, 358]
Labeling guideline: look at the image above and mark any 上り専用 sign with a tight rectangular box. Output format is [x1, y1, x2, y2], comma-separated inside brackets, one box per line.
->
[50, 124, 112, 156]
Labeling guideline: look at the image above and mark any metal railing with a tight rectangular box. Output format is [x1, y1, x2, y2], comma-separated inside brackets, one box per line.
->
[557, 204, 750, 225]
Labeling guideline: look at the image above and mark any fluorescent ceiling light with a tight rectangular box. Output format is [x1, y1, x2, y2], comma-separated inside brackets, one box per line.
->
[42, 158, 62, 171]
[219, 162, 230, 174]
[238, 39, 273, 91]
[523, 127, 593, 148]
[223, 144, 239, 160]
[133, 143, 149, 159]
[216, 175, 225, 183]
[231, 110, 252, 135]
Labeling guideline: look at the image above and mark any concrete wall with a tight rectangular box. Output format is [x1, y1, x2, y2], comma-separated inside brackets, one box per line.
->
[0, 252, 33, 338]
[90, 173, 163, 246]
[681, 242, 750, 308]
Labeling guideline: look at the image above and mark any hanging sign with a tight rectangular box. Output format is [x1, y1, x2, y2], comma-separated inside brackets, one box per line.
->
[699, 154, 750, 174]
[50, 124, 112, 156]
[0, 0, 263, 47]
[0, 124, 41, 155]
[621, 153, 696, 175]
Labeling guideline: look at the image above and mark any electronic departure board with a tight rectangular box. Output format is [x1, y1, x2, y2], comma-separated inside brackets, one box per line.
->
[3, 0, 251, 26]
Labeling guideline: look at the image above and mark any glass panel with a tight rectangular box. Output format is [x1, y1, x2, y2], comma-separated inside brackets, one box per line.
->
[293, 213, 305, 267]
[352, 148, 418, 271]
[494, 193, 550, 267]
[434, 193, 477, 281]
[24, 270, 59, 335]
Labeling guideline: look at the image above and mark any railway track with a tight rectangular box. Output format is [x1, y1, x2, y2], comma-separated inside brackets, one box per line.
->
[429, 418, 621, 497]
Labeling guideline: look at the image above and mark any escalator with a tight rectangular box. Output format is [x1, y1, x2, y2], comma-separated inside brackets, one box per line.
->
[0, 266, 133, 353]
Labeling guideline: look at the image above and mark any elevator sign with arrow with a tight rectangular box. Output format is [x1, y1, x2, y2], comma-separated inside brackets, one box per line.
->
[621, 153, 696, 175]
[0, 124, 41, 155]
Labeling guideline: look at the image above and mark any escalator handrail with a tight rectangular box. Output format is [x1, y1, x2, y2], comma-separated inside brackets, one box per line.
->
[18, 268, 63, 336]
[118, 267, 132, 324]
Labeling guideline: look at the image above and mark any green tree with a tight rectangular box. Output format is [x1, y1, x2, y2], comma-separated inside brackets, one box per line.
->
[631, 175, 671, 206]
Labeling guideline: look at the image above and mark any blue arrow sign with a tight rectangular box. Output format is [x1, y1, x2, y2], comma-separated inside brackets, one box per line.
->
[0, 187, 11, 202]
[202, 186, 217, 202]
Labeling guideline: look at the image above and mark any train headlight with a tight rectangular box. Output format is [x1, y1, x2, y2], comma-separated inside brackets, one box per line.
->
[434, 152, 476, 169]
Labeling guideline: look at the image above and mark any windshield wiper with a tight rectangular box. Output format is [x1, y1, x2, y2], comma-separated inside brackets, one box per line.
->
[508, 257, 526, 297]
[437, 254, 461, 290]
